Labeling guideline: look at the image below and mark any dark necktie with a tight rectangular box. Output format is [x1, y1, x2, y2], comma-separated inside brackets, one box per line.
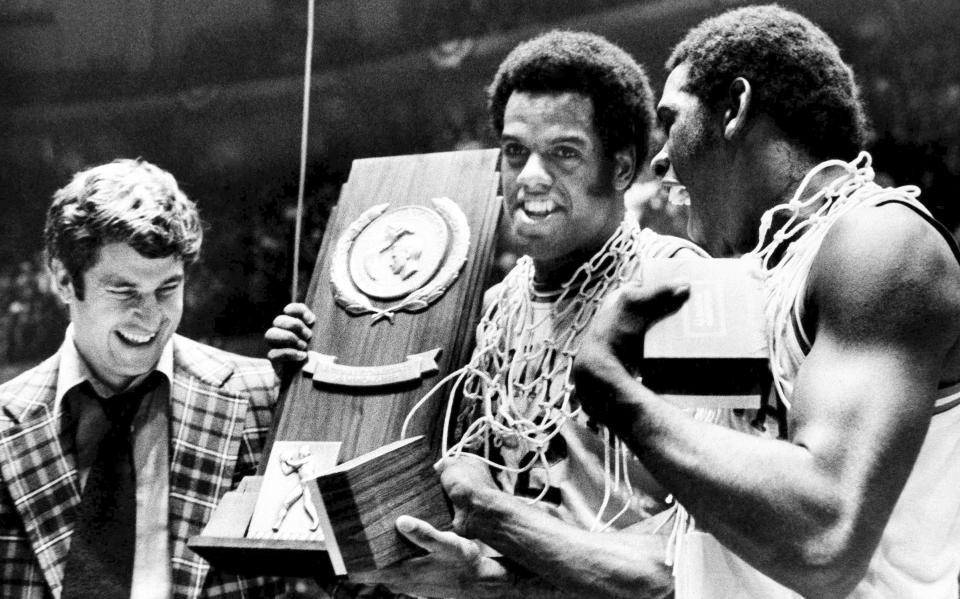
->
[61, 376, 157, 599]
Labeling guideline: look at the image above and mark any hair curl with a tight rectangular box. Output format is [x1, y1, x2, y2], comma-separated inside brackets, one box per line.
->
[488, 30, 655, 180]
[44, 158, 203, 299]
[666, 4, 869, 160]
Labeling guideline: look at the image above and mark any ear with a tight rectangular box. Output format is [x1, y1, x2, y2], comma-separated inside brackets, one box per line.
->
[48, 258, 77, 304]
[723, 77, 753, 141]
[612, 146, 637, 193]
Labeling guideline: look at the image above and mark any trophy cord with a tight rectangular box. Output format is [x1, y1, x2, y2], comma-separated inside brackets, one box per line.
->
[291, 0, 316, 302]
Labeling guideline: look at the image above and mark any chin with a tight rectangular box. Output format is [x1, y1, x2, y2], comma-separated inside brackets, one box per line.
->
[512, 233, 548, 256]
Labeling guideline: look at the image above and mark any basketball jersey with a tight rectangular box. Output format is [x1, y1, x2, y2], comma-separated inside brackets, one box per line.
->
[493, 227, 706, 531]
[675, 194, 960, 598]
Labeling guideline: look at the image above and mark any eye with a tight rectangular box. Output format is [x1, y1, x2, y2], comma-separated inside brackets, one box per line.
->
[657, 110, 675, 135]
[551, 145, 581, 160]
[501, 142, 528, 162]
[108, 287, 138, 300]
[157, 283, 181, 299]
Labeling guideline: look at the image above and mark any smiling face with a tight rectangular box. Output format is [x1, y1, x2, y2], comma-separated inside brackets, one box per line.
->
[651, 63, 746, 256]
[499, 91, 630, 275]
[53, 242, 184, 392]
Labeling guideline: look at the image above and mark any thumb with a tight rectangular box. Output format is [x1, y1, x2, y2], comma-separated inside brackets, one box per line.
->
[603, 280, 689, 361]
[620, 280, 690, 323]
[395, 516, 478, 560]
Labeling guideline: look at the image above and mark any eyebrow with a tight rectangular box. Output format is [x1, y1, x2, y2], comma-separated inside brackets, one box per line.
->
[550, 135, 589, 146]
[159, 274, 185, 286]
[102, 273, 184, 288]
[500, 133, 589, 146]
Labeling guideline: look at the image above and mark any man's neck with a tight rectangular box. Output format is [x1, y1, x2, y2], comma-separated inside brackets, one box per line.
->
[82, 359, 152, 398]
[71, 338, 170, 397]
[740, 137, 851, 251]
[531, 254, 592, 293]
[531, 228, 623, 292]
[760, 158, 854, 265]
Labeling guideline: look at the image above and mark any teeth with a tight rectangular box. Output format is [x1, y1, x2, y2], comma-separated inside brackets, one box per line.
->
[521, 199, 558, 216]
[667, 186, 691, 206]
[118, 330, 157, 345]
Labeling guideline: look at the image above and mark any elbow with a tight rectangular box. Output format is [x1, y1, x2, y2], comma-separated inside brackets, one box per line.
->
[787, 519, 875, 598]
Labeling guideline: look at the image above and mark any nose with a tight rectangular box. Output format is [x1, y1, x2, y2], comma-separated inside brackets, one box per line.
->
[651, 145, 670, 179]
[134, 294, 163, 327]
[516, 152, 552, 193]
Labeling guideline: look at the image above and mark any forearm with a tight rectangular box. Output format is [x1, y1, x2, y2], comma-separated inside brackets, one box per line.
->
[576, 359, 894, 596]
[462, 487, 672, 599]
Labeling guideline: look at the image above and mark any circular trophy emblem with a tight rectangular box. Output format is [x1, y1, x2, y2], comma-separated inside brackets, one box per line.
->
[331, 198, 471, 323]
[348, 206, 450, 301]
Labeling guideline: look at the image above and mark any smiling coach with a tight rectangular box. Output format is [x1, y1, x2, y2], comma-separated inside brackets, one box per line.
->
[0, 159, 284, 599]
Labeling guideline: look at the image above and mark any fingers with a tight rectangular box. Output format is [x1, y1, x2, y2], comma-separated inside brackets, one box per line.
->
[348, 568, 398, 586]
[349, 519, 508, 597]
[616, 279, 690, 323]
[271, 312, 315, 343]
[264, 309, 314, 360]
[395, 515, 480, 561]
[266, 304, 316, 347]
[438, 454, 497, 507]
[348, 561, 452, 596]
[266, 346, 308, 366]
[598, 280, 690, 360]
[283, 302, 316, 326]
[264, 303, 316, 376]
[573, 280, 690, 427]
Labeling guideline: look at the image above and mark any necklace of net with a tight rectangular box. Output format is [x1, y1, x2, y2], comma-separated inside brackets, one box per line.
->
[747, 150, 921, 409]
[403, 219, 647, 530]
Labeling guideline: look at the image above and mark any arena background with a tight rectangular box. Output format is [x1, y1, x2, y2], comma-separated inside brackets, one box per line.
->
[3, 0, 959, 383]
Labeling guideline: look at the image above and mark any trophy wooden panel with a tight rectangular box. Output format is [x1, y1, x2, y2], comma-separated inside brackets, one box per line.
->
[189, 149, 500, 578]
[278, 149, 501, 461]
[312, 435, 450, 574]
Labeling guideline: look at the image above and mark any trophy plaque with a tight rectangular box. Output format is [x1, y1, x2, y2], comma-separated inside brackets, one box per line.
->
[189, 149, 502, 577]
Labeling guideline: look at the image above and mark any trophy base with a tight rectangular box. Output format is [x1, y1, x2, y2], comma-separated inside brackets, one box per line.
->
[189, 436, 450, 579]
[188, 476, 340, 579]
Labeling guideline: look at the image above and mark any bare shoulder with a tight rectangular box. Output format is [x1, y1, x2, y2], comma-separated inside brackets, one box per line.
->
[808, 201, 960, 345]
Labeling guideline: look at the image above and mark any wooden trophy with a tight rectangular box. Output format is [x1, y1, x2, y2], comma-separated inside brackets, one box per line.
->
[189, 149, 502, 578]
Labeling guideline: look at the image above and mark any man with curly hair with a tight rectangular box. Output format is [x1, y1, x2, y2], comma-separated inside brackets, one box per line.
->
[269, 30, 704, 598]
[575, 5, 960, 598]
[0, 159, 285, 598]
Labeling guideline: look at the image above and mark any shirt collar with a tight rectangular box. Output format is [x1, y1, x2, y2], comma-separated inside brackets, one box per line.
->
[55, 323, 174, 410]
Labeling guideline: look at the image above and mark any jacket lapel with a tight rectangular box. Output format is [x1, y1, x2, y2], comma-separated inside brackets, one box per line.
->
[0, 354, 81, 597]
[167, 336, 250, 599]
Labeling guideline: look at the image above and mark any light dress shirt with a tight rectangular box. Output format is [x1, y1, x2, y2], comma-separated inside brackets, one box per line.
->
[55, 324, 173, 599]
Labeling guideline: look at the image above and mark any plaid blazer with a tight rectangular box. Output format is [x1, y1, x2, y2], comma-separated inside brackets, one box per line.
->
[0, 334, 285, 599]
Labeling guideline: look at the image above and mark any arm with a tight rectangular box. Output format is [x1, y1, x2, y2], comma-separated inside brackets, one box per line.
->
[351, 515, 562, 599]
[573, 206, 960, 597]
[352, 455, 672, 599]
[444, 457, 673, 599]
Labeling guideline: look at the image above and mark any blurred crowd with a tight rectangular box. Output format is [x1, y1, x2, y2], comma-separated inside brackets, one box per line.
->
[0, 257, 68, 372]
[3, 1, 960, 382]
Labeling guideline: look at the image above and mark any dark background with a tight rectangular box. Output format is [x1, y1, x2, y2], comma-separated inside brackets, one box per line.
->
[3, 0, 959, 381]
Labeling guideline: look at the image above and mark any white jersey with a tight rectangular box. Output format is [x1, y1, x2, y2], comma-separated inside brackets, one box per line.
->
[487, 227, 706, 531]
[675, 158, 960, 598]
